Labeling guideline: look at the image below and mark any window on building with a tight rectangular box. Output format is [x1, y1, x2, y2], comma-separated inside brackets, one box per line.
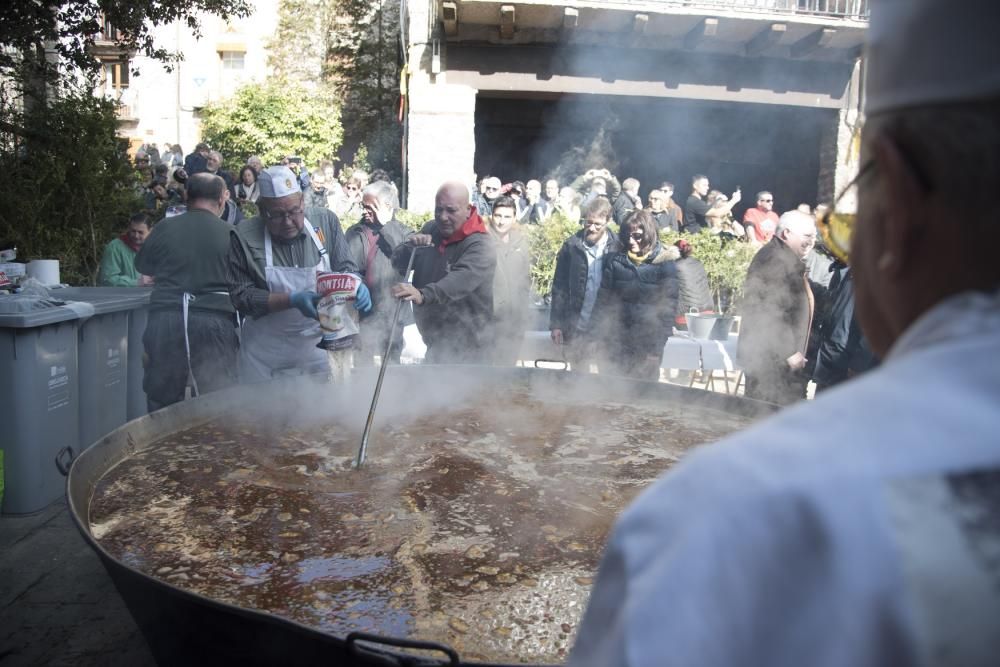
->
[100, 14, 119, 41]
[103, 61, 130, 90]
[221, 51, 245, 71]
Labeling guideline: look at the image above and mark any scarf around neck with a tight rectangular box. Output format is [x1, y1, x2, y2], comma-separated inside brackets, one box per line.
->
[627, 249, 652, 265]
[439, 207, 488, 254]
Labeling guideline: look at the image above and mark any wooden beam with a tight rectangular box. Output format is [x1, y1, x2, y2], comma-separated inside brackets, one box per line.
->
[441, 1, 458, 37]
[790, 27, 835, 58]
[746, 23, 786, 57]
[563, 7, 578, 31]
[499, 4, 515, 40]
[684, 18, 718, 51]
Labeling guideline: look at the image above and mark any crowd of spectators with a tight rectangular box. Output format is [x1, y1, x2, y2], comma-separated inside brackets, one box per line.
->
[106, 144, 875, 409]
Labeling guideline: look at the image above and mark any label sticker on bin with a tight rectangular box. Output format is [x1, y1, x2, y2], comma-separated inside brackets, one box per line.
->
[105, 347, 122, 387]
[48, 364, 70, 411]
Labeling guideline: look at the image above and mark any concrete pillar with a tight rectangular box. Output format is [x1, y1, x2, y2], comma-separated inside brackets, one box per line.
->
[404, 44, 478, 213]
[817, 59, 863, 207]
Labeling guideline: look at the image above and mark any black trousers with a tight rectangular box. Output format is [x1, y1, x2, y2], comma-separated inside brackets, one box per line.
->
[142, 309, 239, 412]
[744, 368, 808, 406]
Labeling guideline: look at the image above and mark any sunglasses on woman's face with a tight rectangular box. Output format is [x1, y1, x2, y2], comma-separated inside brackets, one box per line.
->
[629, 231, 644, 240]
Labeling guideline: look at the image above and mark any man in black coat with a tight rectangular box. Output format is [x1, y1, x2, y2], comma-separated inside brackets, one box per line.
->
[612, 178, 642, 226]
[391, 181, 496, 364]
[736, 210, 817, 404]
[183, 142, 210, 176]
[812, 262, 878, 391]
[549, 197, 623, 372]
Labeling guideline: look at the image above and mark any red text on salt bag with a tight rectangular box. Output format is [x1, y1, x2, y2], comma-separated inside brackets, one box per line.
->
[316, 272, 362, 351]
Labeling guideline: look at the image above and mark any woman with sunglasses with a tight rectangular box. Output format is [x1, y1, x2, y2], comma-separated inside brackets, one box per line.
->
[596, 210, 680, 379]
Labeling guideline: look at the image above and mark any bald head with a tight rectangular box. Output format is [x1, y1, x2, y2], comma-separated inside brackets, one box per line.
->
[435, 181, 472, 237]
[437, 181, 470, 206]
[776, 210, 817, 259]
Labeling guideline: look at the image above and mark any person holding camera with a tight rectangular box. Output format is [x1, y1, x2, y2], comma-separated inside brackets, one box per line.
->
[143, 163, 171, 211]
[234, 166, 259, 205]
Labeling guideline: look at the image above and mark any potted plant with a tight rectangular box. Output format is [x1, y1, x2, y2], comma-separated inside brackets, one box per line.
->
[658, 229, 759, 339]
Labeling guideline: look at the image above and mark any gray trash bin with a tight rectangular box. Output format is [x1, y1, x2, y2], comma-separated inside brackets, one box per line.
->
[126, 303, 149, 420]
[0, 297, 82, 514]
[55, 287, 151, 448]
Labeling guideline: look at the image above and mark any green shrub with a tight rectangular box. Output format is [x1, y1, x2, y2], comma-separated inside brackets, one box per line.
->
[337, 208, 429, 234]
[658, 229, 759, 313]
[200, 81, 343, 169]
[395, 209, 430, 232]
[527, 211, 580, 299]
[0, 88, 142, 285]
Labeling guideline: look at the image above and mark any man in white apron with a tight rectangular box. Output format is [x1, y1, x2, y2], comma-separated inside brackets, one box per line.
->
[227, 166, 370, 382]
[570, 2, 1000, 665]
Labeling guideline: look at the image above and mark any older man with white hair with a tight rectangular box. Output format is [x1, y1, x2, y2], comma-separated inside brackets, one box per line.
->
[472, 175, 502, 217]
[569, 1, 1000, 665]
[344, 180, 413, 365]
[227, 165, 369, 382]
[736, 209, 817, 404]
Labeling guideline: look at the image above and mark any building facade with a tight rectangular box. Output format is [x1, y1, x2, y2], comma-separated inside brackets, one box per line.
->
[401, 0, 868, 214]
[95, 1, 279, 156]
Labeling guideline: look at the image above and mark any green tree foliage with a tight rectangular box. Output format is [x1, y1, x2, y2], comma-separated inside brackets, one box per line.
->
[527, 212, 581, 299]
[267, 0, 329, 85]
[329, 0, 402, 175]
[199, 81, 343, 169]
[0, 88, 142, 285]
[0, 0, 251, 85]
[269, 0, 402, 177]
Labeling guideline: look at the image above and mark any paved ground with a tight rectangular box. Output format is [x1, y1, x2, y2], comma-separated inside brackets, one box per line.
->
[0, 501, 156, 667]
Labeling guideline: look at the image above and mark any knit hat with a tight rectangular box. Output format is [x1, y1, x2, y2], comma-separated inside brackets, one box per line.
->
[865, 0, 1000, 115]
[258, 166, 302, 199]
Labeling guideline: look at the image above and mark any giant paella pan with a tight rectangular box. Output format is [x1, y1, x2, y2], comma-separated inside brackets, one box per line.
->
[64, 366, 775, 666]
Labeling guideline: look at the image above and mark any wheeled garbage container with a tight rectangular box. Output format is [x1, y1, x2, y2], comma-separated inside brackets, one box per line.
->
[0, 297, 83, 514]
[55, 287, 151, 448]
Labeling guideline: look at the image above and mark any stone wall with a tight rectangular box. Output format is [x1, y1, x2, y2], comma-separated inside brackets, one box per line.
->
[817, 60, 863, 207]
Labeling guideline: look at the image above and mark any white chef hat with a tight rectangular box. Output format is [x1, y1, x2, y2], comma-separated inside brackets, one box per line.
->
[258, 166, 302, 199]
[865, 0, 1000, 116]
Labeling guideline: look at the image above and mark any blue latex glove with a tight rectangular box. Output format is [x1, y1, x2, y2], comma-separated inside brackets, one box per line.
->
[289, 290, 320, 319]
[354, 283, 372, 313]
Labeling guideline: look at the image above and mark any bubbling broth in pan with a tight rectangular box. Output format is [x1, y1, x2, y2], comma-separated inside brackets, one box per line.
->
[90, 387, 752, 663]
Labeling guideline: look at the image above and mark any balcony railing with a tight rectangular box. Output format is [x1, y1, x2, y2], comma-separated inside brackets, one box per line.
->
[594, 0, 869, 20]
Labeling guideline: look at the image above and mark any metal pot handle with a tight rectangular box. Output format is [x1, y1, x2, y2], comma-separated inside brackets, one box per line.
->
[55, 446, 75, 477]
[534, 358, 569, 370]
[346, 631, 460, 665]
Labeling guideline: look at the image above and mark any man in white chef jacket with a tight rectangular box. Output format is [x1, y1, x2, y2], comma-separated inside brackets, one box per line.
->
[569, 2, 1000, 666]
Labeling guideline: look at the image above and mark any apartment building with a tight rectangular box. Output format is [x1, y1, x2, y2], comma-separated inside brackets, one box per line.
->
[94, 1, 279, 155]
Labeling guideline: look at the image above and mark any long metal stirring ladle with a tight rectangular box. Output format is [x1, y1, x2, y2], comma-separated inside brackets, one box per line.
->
[356, 243, 425, 468]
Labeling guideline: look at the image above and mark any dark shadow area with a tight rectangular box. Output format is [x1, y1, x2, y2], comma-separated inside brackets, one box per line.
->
[474, 93, 833, 218]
